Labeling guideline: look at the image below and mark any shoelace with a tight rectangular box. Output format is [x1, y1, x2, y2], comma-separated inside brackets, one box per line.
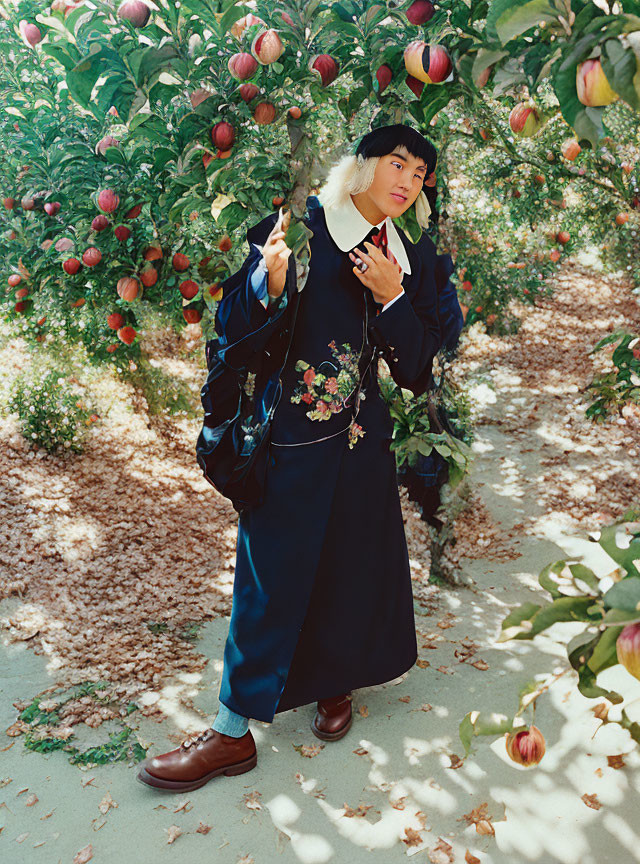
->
[180, 727, 216, 750]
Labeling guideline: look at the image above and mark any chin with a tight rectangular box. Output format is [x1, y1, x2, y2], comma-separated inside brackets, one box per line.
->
[388, 193, 410, 211]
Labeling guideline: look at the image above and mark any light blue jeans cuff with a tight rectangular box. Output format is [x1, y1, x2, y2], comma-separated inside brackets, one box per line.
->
[212, 701, 250, 737]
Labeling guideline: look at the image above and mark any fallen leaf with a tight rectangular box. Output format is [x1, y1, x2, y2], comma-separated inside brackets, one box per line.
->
[244, 791, 262, 810]
[582, 793, 602, 810]
[402, 826, 423, 847]
[98, 791, 117, 815]
[173, 799, 193, 813]
[196, 822, 212, 834]
[343, 802, 373, 818]
[293, 743, 324, 758]
[416, 659, 431, 668]
[428, 837, 455, 862]
[73, 844, 93, 863]
[465, 850, 481, 863]
[607, 754, 625, 769]
[471, 660, 489, 671]
[166, 825, 182, 844]
[358, 704, 369, 718]
[399, 696, 411, 703]
[25, 793, 38, 806]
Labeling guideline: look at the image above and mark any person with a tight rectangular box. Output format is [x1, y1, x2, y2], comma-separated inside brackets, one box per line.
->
[137, 123, 459, 793]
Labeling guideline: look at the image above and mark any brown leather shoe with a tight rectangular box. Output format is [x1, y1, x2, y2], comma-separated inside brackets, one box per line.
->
[311, 692, 352, 741]
[136, 727, 257, 792]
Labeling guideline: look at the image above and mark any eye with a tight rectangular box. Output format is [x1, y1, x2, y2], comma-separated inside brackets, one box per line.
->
[392, 161, 424, 180]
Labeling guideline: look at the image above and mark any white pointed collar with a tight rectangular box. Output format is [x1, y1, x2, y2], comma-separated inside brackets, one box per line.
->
[322, 193, 412, 275]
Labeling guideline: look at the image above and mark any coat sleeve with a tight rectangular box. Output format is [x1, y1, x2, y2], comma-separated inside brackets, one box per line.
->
[209, 213, 292, 370]
[367, 234, 441, 398]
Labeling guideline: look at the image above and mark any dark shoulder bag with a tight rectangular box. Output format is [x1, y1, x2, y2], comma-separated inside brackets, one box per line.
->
[196, 282, 302, 515]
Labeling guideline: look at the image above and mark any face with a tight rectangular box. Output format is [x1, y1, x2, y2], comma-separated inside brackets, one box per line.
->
[353, 144, 427, 223]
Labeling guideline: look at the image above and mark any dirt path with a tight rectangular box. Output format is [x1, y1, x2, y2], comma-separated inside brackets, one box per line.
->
[1, 253, 640, 862]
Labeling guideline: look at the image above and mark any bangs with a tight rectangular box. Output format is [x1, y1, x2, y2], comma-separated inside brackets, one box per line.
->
[355, 124, 437, 175]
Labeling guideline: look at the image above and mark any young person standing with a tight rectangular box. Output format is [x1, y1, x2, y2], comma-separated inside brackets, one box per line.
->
[138, 124, 457, 793]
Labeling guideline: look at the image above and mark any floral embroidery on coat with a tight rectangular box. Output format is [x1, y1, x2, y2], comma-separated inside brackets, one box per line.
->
[290, 339, 367, 447]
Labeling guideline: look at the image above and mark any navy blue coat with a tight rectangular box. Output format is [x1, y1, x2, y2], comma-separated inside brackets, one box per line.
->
[210, 195, 461, 722]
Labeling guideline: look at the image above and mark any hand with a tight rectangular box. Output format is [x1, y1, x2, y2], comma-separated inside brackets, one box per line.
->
[262, 207, 292, 298]
[349, 241, 403, 306]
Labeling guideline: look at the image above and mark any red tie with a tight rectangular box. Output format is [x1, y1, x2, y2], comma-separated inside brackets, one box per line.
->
[369, 222, 402, 316]
[370, 222, 401, 270]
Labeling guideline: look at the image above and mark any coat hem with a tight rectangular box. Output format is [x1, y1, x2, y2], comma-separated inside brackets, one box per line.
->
[271, 647, 419, 721]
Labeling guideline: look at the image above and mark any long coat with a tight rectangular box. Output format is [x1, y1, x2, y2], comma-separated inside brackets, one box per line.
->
[212, 195, 447, 723]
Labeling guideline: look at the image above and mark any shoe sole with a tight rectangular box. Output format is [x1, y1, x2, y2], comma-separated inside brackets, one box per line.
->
[310, 712, 352, 741]
[136, 751, 257, 792]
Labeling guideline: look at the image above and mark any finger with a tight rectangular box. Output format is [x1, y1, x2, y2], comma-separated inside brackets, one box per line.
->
[352, 246, 372, 260]
[362, 241, 381, 256]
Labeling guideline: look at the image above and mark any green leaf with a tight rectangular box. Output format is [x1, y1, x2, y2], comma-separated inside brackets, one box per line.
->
[486, 0, 557, 45]
[598, 519, 640, 578]
[458, 710, 516, 757]
[588, 626, 623, 675]
[496, 601, 541, 642]
[602, 576, 640, 613]
[601, 37, 640, 111]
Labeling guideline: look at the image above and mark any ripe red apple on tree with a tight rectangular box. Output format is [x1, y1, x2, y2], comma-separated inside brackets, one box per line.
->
[183, 306, 202, 324]
[96, 135, 121, 156]
[125, 203, 142, 218]
[561, 139, 581, 161]
[375, 64, 392, 94]
[211, 121, 235, 151]
[117, 0, 150, 28]
[107, 312, 125, 329]
[98, 188, 119, 213]
[172, 252, 190, 271]
[576, 58, 617, 107]
[251, 28, 284, 65]
[288, 105, 301, 118]
[92, 214, 109, 231]
[556, 231, 570, 244]
[3, 198, 16, 209]
[405, 0, 435, 25]
[19, 20, 42, 47]
[44, 201, 61, 215]
[117, 325, 137, 345]
[228, 52, 259, 80]
[239, 83, 259, 103]
[309, 54, 339, 86]
[230, 13, 266, 39]
[179, 279, 199, 299]
[117, 276, 141, 301]
[253, 102, 276, 124]
[63, 257, 82, 274]
[143, 243, 162, 261]
[140, 266, 158, 287]
[509, 101, 542, 137]
[218, 234, 232, 252]
[83, 247, 102, 266]
[404, 40, 452, 84]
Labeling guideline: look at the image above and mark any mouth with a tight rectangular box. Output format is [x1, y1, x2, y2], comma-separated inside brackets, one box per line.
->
[390, 193, 407, 202]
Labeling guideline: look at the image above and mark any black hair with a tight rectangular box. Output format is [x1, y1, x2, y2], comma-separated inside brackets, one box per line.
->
[354, 123, 439, 225]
